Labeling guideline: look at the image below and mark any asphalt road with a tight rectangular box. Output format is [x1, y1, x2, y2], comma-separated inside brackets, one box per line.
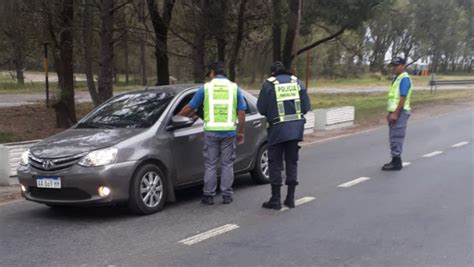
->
[0, 110, 473, 266]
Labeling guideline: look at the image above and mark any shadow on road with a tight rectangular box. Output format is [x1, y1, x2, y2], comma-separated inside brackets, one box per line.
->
[15, 174, 261, 221]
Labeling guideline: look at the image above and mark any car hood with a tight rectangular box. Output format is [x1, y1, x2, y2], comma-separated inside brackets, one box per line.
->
[30, 128, 144, 158]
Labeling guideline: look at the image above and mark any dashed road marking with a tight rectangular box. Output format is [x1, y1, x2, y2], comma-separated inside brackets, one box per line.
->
[422, 151, 443, 158]
[179, 224, 239, 246]
[337, 177, 371, 188]
[452, 141, 469, 148]
[281, 196, 315, 211]
[402, 162, 411, 167]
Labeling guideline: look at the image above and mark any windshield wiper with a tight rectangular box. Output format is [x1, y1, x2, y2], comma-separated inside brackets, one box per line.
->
[76, 122, 116, 129]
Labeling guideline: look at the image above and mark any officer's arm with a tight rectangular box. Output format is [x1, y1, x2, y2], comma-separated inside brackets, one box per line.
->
[237, 111, 245, 135]
[177, 105, 196, 118]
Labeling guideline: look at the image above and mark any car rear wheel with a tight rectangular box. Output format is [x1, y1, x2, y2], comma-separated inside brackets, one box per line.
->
[128, 164, 167, 215]
[250, 144, 270, 184]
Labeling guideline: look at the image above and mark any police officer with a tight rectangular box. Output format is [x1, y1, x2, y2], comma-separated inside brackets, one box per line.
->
[258, 61, 311, 210]
[382, 57, 413, 171]
[178, 62, 246, 204]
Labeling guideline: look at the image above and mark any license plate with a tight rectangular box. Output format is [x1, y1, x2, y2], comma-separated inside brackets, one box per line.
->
[36, 176, 62, 189]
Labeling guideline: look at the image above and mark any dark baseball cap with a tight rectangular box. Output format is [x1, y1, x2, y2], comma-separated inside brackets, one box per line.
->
[389, 57, 406, 66]
[270, 61, 287, 74]
[206, 61, 225, 77]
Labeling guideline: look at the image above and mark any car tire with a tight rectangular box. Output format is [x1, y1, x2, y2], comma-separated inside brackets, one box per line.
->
[250, 144, 270, 184]
[128, 164, 167, 215]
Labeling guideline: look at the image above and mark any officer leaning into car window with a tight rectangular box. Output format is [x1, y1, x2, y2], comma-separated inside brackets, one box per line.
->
[177, 62, 246, 205]
[382, 56, 413, 171]
[257, 61, 311, 210]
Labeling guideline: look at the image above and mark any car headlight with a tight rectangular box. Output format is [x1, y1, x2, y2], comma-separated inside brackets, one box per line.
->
[20, 150, 30, 166]
[78, 147, 118, 167]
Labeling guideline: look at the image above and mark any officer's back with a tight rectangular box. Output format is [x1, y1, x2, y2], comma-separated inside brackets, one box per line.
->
[257, 63, 311, 146]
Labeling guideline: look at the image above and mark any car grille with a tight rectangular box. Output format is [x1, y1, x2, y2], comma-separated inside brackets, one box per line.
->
[29, 187, 91, 201]
[29, 154, 84, 172]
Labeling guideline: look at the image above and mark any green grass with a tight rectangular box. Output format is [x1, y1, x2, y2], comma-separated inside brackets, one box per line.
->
[310, 89, 474, 124]
[0, 132, 19, 143]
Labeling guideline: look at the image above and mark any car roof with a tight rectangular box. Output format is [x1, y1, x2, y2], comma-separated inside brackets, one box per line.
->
[121, 84, 202, 96]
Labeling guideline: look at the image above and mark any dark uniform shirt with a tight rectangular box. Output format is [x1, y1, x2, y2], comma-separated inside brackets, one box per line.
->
[257, 73, 311, 145]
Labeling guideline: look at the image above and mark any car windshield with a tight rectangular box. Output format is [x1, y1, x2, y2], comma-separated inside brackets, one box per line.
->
[77, 92, 174, 129]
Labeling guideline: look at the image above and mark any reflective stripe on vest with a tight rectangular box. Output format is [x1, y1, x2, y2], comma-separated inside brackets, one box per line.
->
[267, 75, 303, 124]
[387, 72, 413, 112]
[203, 79, 238, 131]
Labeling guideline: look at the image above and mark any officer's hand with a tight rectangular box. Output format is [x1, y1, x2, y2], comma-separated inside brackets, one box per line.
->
[389, 112, 399, 123]
[236, 133, 245, 145]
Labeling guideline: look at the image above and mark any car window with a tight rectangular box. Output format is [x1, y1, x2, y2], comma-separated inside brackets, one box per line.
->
[243, 96, 257, 114]
[77, 92, 173, 129]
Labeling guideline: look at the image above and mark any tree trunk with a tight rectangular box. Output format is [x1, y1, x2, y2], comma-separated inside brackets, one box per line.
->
[272, 0, 282, 62]
[82, 0, 100, 106]
[281, 0, 299, 68]
[215, 0, 227, 62]
[97, 0, 114, 103]
[52, 0, 77, 128]
[192, 0, 206, 83]
[138, 0, 147, 85]
[13, 43, 25, 85]
[124, 30, 129, 85]
[146, 0, 176, 85]
[229, 0, 247, 82]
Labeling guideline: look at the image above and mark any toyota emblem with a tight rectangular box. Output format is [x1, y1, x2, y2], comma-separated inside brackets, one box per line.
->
[42, 160, 54, 170]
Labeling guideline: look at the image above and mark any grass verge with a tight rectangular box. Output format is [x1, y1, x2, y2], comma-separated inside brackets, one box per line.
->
[309, 89, 474, 126]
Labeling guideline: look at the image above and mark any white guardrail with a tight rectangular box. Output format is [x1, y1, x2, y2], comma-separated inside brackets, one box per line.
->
[0, 107, 353, 186]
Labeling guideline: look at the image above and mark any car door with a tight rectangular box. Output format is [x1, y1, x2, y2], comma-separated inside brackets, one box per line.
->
[234, 93, 266, 172]
[167, 90, 206, 185]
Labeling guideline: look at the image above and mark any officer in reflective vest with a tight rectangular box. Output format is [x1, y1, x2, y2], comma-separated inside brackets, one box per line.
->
[178, 62, 247, 205]
[257, 61, 311, 210]
[382, 57, 413, 171]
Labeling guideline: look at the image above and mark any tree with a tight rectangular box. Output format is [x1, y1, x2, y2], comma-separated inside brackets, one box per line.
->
[81, 0, 100, 106]
[146, 0, 176, 85]
[43, 0, 77, 128]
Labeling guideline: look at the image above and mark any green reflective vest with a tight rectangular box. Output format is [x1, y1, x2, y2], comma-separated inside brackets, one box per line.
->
[387, 72, 413, 112]
[267, 75, 303, 124]
[203, 78, 238, 131]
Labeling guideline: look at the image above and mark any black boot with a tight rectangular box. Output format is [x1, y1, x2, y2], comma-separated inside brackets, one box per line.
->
[382, 156, 402, 171]
[283, 185, 296, 208]
[262, 185, 282, 210]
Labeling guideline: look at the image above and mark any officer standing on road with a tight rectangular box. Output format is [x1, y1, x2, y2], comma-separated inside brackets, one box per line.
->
[382, 57, 413, 171]
[178, 62, 246, 205]
[258, 61, 311, 210]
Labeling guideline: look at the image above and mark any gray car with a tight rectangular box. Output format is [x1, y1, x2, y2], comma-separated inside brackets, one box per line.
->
[17, 85, 269, 215]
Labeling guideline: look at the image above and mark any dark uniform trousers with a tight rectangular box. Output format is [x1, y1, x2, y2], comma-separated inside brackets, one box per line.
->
[268, 140, 300, 186]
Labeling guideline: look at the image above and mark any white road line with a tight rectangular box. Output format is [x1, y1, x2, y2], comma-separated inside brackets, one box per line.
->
[337, 177, 371, 188]
[452, 141, 469, 148]
[402, 162, 411, 167]
[179, 224, 239, 246]
[281, 196, 315, 211]
[422, 151, 443, 158]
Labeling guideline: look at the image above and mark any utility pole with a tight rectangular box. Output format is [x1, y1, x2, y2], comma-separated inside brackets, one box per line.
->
[43, 42, 50, 108]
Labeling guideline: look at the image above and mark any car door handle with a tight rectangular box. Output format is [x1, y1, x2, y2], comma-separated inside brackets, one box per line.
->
[252, 121, 262, 127]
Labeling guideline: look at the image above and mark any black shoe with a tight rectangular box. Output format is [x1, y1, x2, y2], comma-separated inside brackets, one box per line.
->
[283, 185, 296, 208]
[262, 185, 282, 210]
[382, 157, 402, 171]
[223, 195, 233, 204]
[201, 196, 214, 205]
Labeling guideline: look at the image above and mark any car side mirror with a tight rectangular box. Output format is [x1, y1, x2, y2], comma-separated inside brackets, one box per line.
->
[168, 115, 194, 130]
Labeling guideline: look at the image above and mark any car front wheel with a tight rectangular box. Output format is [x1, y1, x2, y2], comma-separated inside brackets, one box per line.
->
[128, 164, 167, 215]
